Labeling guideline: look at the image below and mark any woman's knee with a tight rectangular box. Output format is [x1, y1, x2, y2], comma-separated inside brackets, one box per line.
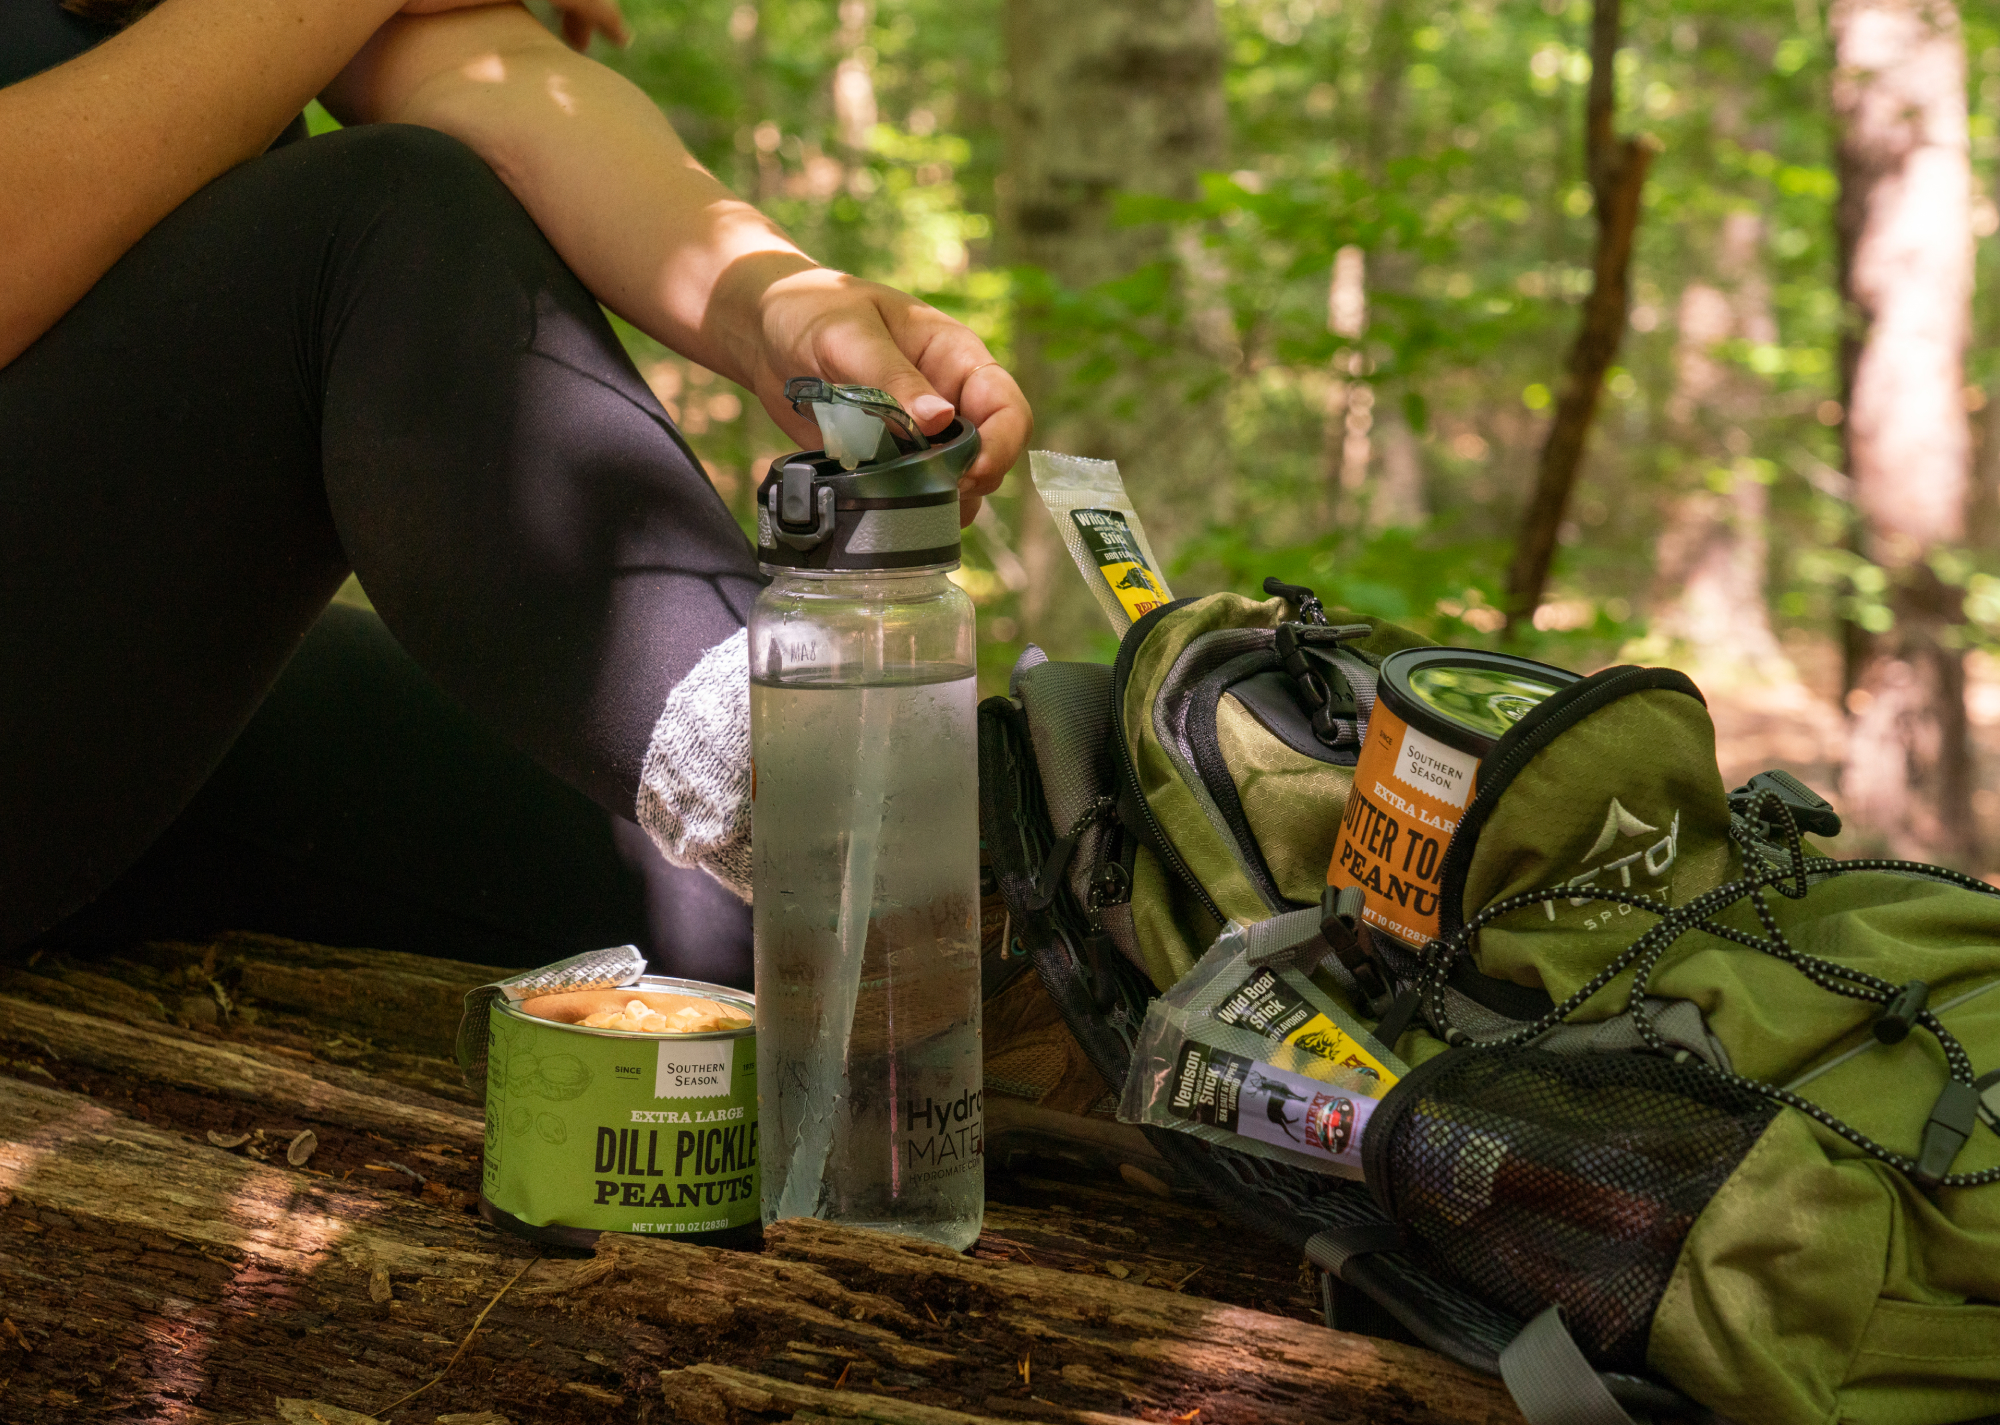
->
[274, 123, 588, 337]
[303, 123, 529, 230]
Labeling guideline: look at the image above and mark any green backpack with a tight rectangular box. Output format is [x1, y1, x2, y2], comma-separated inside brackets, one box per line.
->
[978, 580, 2000, 1425]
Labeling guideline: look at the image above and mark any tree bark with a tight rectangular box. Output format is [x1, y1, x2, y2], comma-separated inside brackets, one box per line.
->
[1830, 0, 1977, 863]
[1322, 0, 1418, 532]
[1369, 407, 1428, 531]
[1004, 0, 1230, 651]
[1321, 248, 1369, 522]
[0, 938, 1523, 1424]
[1503, 0, 1655, 633]
[1648, 212, 1795, 687]
[0, 1018, 1520, 1423]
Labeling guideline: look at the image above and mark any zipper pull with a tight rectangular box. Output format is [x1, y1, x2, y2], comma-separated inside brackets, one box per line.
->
[1081, 848, 1133, 1011]
[1025, 795, 1115, 913]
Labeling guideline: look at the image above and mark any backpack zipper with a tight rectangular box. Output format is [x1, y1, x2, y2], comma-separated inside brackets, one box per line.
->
[1433, 664, 1703, 938]
[1110, 600, 1225, 925]
[1181, 644, 1296, 910]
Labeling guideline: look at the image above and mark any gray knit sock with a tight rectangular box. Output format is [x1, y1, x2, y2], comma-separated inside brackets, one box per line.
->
[638, 629, 751, 902]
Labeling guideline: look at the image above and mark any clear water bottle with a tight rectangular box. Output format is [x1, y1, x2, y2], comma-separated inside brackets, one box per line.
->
[750, 382, 984, 1250]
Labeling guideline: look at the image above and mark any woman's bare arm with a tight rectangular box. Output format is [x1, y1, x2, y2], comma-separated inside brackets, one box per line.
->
[324, 4, 1029, 512]
[0, 0, 407, 368]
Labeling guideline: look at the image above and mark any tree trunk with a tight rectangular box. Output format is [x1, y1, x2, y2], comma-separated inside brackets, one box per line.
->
[1830, 0, 1978, 864]
[1321, 0, 1417, 533]
[1369, 407, 1428, 530]
[1648, 212, 1795, 688]
[1320, 247, 1370, 523]
[1503, 0, 1654, 633]
[732, 1, 767, 202]
[833, 1, 878, 154]
[1004, 0, 1229, 651]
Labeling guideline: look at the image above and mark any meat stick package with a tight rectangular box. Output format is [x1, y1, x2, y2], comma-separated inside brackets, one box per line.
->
[1119, 922, 1408, 1178]
[1028, 451, 1173, 636]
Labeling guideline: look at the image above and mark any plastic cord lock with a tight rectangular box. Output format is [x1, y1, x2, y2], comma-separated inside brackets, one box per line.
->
[1915, 1080, 1982, 1186]
[1875, 980, 1930, 1045]
[1729, 768, 1842, 839]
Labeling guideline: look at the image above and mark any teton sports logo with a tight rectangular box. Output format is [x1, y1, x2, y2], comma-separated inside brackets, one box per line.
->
[1541, 797, 1681, 928]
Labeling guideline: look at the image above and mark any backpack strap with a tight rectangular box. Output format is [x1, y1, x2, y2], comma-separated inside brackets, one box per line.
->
[1499, 1308, 1640, 1425]
[1304, 1222, 1403, 1279]
[1239, 903, 1323, 970]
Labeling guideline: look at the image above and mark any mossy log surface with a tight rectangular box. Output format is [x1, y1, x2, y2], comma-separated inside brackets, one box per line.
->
[0, 936, 1519, 1425]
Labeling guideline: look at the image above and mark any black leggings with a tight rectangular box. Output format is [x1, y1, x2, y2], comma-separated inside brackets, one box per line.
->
[1, 124, 763, 973]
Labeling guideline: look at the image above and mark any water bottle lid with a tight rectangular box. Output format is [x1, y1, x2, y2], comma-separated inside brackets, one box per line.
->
[756, 382, 979, 573]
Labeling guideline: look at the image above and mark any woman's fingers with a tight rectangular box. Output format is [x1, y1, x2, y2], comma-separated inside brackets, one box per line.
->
[748, 272, 1033, 523]
[953, 361, 1031, 501]
[398, 0, 630, 48]
[807, 304, 956, 436]
[557, 0, 631, 49]
[865, 296, 1032, 520]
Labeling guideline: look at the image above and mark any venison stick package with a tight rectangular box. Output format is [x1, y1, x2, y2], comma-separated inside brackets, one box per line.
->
[1119, 922, 1408, 1177]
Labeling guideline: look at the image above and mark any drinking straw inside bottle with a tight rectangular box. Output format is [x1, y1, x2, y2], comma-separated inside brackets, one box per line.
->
[770, 589, 893, 1220]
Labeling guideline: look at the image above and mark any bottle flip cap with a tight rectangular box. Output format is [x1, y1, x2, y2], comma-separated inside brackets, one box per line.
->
[756, 378, 980, 573]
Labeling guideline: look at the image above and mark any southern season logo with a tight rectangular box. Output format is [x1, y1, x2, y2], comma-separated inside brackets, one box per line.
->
[655, 1040, 732, 1098]
[1392, 725, 1477, 809]
[1542, 798, 1681, 926]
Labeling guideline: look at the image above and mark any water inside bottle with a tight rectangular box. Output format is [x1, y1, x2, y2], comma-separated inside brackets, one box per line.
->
[750, 666, 983, 1250]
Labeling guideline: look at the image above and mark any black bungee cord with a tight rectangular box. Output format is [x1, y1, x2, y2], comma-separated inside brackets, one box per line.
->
[1411, 789, 2000, 1190]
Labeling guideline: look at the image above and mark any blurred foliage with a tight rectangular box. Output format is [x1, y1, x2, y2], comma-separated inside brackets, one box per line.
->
[587, 0, 2000, 682]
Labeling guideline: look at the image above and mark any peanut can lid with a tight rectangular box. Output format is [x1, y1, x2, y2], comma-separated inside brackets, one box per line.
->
[1381, 649, 1578, 751]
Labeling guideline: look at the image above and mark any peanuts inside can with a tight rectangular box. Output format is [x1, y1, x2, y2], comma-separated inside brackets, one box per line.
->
[1330, 648, 1576, 947]
[479, 973, 759, 1248]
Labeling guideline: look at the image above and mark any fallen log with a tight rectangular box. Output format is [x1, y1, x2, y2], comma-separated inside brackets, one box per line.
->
[0, 1075, 1519, 1425]
[0, 937, 1525, 1424]
[0, 994, 481, 1148]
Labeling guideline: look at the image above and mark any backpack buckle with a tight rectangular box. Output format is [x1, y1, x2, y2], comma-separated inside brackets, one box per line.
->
[1321, 884, 1396, 1016]
[1277, 623, 1374, 748]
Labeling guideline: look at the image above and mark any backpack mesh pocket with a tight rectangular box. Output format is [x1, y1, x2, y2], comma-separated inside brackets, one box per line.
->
[1362, 1047, 1780, 1370]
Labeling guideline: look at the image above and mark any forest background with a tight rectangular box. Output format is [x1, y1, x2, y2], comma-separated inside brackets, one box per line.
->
[331, 0, 2000, 870]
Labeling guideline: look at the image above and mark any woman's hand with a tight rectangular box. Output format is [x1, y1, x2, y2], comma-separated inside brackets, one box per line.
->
[398, 0, 630, 51]
[736, 265, 1032, 524]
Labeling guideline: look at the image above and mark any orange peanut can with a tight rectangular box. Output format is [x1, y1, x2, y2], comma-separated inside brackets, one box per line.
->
[1330, 649, 1576, 948]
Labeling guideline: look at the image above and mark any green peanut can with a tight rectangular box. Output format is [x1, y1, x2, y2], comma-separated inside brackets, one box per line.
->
[477, 975, 759, 1248]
